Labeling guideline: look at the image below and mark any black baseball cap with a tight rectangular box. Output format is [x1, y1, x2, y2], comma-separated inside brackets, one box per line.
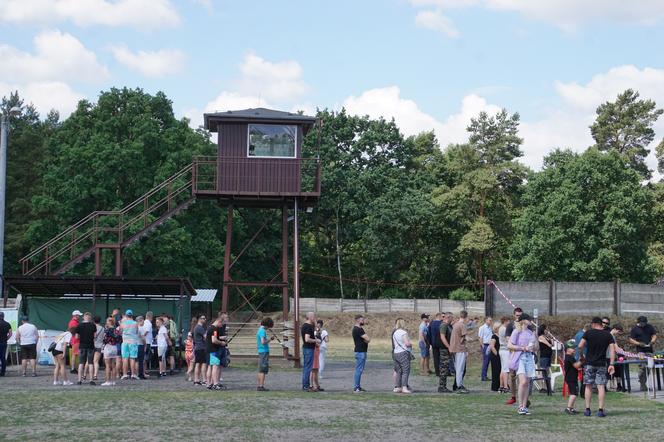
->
[518, 313, 531, 321]
[637, 316, 648, 324]
[421, 313, 429, 319]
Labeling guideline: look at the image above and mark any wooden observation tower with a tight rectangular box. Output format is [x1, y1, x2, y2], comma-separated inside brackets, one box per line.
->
[18, 107, 321, 364]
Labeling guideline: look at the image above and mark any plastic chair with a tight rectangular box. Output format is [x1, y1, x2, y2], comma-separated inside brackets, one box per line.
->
[550, 355, 564, 392]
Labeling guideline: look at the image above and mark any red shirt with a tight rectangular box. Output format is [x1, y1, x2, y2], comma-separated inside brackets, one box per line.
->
[68, 318, 80, 345]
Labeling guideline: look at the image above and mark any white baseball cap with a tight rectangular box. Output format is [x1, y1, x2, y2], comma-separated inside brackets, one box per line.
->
[72, 310, 82, 316]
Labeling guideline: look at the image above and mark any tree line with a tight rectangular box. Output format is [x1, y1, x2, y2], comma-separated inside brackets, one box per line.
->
[2, 87, 664, 304]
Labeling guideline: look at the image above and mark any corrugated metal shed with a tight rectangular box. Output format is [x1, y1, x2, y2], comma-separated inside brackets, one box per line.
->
[191, 289, 217, 303]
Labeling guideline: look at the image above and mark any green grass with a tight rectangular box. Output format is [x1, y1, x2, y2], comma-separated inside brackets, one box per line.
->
[2, 384, 663, 441]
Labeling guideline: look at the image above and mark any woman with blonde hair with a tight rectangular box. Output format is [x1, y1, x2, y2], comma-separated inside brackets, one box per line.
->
[508, 313, 538, 415]
[392, 318, 413, 394]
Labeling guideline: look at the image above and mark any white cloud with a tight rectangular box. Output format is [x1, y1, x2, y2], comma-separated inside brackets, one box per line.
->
[342, 86, 500, 147]
[0, 0, 180, 29]
[0, 81, 84, 117]
[0, 30, 109, 83]
[342, 65, 664, 176]
[414, 9, 460, 38]
[203, 91, 270, 113]
[409, 0, 664, 35]
[111, 46, 186, 78]
[236, 53, 308, 102]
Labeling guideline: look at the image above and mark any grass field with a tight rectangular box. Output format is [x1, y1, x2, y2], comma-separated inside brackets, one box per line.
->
[1, 340, 663, 441]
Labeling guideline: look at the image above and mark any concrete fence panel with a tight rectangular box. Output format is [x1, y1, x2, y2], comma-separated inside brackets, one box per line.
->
[621, 284, 664, 317]
[491, 281, 550, 316]
[556, 282, 613, 315]
[341, 299, 365, 312]
[366, 299, 390, 313]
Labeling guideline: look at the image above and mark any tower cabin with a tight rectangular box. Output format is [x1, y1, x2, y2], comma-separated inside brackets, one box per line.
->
[195, 108, 321, 206]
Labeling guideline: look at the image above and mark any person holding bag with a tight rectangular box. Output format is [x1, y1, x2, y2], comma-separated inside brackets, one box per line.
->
[392, 318, 414, 394]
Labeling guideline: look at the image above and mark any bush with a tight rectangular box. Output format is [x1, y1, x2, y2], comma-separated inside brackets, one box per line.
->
[448, 288, 480, 301]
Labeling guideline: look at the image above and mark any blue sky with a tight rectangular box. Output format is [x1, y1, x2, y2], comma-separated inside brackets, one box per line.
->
[2, 0, 664, 171]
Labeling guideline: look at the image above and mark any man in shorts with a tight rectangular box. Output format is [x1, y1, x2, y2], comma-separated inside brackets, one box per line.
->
[0, 312, 12, 377]
[120, 310, 140, 380]
[156, 317, 170, 377]
[578, 317, 615, 417]
[68, 310, 81, 373]
[16, 316, 39, 377]
[75, 312, 97, 385]
[193, 314, 207, 385]
[256, 317, 275, 391]
[207, 314, 227, 390]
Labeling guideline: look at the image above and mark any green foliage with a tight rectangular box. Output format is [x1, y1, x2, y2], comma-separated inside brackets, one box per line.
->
[510, 148, 655, 282]
[448, 288, 479, 301]
[4, 86, 664, 302]
[591, 89, 663, 179]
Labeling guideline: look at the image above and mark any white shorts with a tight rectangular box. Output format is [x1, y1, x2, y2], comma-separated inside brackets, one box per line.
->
[499, 349, 510, 373]
[157, 345, 168, 359]
[103, 344, 118, 359]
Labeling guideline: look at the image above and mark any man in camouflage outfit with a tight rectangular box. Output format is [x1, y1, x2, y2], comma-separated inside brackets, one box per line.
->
[438, 313, 453, 393]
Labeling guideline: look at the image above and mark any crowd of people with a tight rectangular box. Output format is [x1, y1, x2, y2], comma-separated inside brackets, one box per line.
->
[0, 306, 659, 417]
[414, 308, 658, 416]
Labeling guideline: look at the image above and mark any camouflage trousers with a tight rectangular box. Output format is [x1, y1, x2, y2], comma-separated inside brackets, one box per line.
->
[438, 349, 451, 389]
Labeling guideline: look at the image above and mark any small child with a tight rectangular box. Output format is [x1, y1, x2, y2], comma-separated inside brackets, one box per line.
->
[564, 339, 583, 414]
[185, 332, 194, 381]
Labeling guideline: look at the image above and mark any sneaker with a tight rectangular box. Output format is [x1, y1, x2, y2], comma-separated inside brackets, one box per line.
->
[523, 408, 531, 415]
[584, 409, 592, 417]
[101, 381, 112, 386]
[120, 375, 129, 380]
[90, 381, 96, 386]
[193, 381, 203, 386]
[506, 397, 516, 405]
[456, 386, 469, 394]
[393, 387, 402, 393]
[131, 375, 139, 380]
[257, 386, 270, 392]
[597, 410, 606, 418]
[401, 388, 412, 394]
[62, 381, 73, 386]
[518, 407, 527, 415]
[437, 387, 452, 393]
[53, 381, 62, 386]
[353, 388, 363, 393]
[207, 385, 214, 390]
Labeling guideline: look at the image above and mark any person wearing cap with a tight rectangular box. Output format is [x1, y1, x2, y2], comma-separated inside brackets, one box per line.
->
[418, 313, 431, 376]
[119, 309, 140, 380]
[507, 312, 538, 415]
[563, 339, 582, 414]
[16, 315, 39, 377]
[578, 317, 615, 417]
[629, 316, 657, 391]
[0, 311, 12, 377]
[68, 310, 82, 373]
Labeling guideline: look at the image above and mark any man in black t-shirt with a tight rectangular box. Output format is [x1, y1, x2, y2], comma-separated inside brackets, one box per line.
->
[352, 315, 370, 393]
[301, 312, 319, 391]
[629, 316, 657, 391]
[0, 312, 12, 377]
[75, 312, 97, 385]
[578, 317, 615, 417]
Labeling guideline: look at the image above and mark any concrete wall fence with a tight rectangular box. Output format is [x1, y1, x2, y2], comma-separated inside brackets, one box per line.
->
[291, 298, 485, 316]
[488, 280, 664, 318]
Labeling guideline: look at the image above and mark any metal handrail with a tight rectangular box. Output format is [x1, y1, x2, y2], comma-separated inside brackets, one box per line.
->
[21, 163, 194, 275]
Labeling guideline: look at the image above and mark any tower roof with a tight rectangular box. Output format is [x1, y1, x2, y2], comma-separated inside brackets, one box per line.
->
[204, 107, 316, 133]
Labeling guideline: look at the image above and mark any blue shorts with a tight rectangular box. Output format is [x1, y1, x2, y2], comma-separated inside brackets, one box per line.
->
[517, 353, 536, 378]
[121, 343, 138, 359]
[209, 352, 221, 366]
[419, 341, 430, 358]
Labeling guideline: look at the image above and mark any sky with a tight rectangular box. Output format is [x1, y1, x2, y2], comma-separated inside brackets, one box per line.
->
[2, 0, 664, 172]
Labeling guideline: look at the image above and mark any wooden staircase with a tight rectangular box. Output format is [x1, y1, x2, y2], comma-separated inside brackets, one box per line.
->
[20, 163, 195, 275]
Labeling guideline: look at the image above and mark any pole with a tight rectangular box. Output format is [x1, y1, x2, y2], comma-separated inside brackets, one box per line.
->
[0, 116, 8, 293]
[222, 205, 233, 313]
[281, 204, 290, 359]
[293, 199, 301, 367]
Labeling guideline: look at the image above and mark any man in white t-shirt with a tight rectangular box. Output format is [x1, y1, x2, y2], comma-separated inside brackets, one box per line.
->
[478, 316, 493, 381]
[136, 316, 151, 379]
[16, 316, 39, 377]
